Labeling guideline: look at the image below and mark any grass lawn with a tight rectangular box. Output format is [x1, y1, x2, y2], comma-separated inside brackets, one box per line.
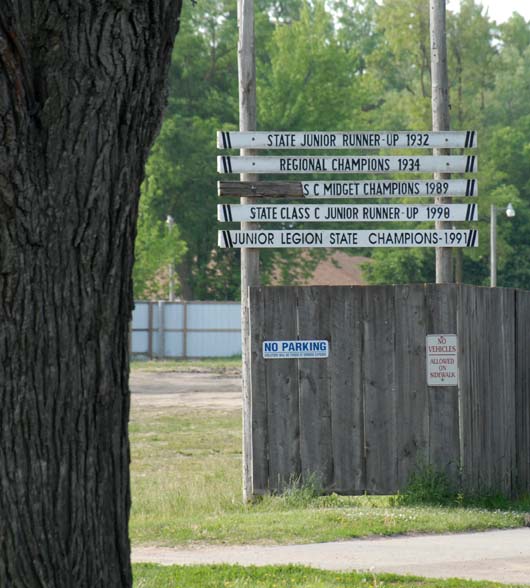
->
[130, 357, 242, 374]
[132, 564, 527, 588]
[129, 404, 529, 547]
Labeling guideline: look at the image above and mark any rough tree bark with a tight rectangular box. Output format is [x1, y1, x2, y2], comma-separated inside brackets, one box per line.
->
[0, 2, 182, 586]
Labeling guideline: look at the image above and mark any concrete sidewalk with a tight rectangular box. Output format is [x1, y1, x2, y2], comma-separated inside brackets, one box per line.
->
[133, 528, 530, 585]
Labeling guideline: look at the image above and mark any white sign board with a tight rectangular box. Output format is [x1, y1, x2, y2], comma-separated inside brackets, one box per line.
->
[218, 155, 477, 174]
[263, 340, 329, 359]
[218, 203, 478, 223]
[299, 179, 477, 198]
[218, 130, 477, 150]
[219, 229, 479, 249]
[426, 334, 458, 386]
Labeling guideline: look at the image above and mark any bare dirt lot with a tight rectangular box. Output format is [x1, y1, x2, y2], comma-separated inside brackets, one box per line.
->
[130, 370, 242, 410]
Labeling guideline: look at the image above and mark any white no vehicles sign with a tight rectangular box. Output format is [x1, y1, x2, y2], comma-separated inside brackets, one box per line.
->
[426, 334, 458, 386]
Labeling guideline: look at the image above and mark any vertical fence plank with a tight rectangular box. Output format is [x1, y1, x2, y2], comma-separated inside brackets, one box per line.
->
[426, 284, 460, 484]
[482, 287, 500, 491]
[495, 289, 516, 495]
[474, 287, 515, 494]
[459, 286, 516, 494]
[297, 287, 333, 490]
[263, 287, 301, 492]
[482, 287, 497, 491]
[249, 287, 268, 494]
[457, 285, 479, 491]
[515, 290, 530, 494]
[328, 287, 364, 493]
[363, 286, 397, 494]
[393, 285, 429, 488]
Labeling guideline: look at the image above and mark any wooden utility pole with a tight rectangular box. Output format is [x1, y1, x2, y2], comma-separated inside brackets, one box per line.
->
[490, 204, 497, 287]
[238, 0, 260, 501]
[430, 0, 453, 283]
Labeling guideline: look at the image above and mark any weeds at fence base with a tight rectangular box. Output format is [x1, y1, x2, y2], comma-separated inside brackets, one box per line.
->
[395, 464, 530, 511]
[278, 473, 323, 507]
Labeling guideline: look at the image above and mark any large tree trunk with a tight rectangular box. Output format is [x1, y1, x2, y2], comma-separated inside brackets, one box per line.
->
[0, 2, 182, 586]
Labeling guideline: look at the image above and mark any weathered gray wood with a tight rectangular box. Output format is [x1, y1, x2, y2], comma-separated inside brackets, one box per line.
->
[394, 285, 429, 488]
[490, 205, 498, 286]
[249, 284, 528, 498]
[486, 288, 514, 494]
[238, 0, 257, 139]
[248, 287, 269, 494]
[458, 284, 481, 490]
[263, 287, 301, 492]
[363, 286, 397, 493]
[482, 289, 497, 490]
[241, 264, 257, 497]
[458, 286, 516, 493]
[327, 287, 364, 493]
[491, 289, 516, 494]
[430, 0, 453, 283]
[297, 287, 333, 490]
[238, 0, 261, 503]
[218, 181, 304, 198]
[515, 290, 530, 494]
[426, 284, 460, 484]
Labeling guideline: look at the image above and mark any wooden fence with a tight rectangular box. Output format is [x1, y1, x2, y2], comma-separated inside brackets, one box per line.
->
[248, 284, 530, 497]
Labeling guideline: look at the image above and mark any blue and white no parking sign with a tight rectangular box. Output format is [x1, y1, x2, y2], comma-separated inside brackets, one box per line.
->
[262, 340, 329, 359]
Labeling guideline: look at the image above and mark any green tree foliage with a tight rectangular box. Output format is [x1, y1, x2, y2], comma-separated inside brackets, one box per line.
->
[499, 13, 530, 55]
[364, 4, 530, 287]
[141, 0, 241, 300]
[481, 19, 530, 288]
[447, 0, 497, 128]
[369, 0, 432, 128]
[133, 195, 187, 300]
[138, 0, 530, 297]
[255, 0, 379, 287]
[259, 1, 371, 130]
[363, 248, 435, 284]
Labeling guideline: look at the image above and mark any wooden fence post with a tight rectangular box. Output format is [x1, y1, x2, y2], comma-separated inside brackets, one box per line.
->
[238, 0, 260, 502]
[430, 0, 453, 283]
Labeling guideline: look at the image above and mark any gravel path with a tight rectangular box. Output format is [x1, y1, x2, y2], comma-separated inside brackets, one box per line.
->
[133, 528, 530, 585]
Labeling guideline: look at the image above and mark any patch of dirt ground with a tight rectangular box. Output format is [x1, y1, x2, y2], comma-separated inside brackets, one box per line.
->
[130, 370, 242, 410]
